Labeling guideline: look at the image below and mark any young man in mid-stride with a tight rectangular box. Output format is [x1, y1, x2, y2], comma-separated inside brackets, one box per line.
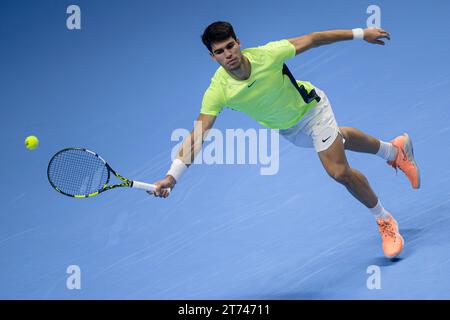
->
[150, 22, 421, 258]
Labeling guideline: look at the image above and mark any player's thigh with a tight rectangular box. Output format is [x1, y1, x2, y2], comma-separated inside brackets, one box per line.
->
[317, 134, 350, 179]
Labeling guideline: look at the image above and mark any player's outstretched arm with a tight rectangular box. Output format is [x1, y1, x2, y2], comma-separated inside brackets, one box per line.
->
[151, 113, 217, 198]
[287, 28, 391, 55]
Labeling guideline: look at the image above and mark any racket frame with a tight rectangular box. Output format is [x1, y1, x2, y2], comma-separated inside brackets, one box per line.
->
[48, 148, 132, 198]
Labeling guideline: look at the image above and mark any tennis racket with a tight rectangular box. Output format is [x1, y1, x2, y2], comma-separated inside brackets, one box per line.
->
[47, 148, 169, 198]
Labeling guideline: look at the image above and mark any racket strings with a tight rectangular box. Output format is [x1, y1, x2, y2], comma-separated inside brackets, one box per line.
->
[48, 149, 109, 196]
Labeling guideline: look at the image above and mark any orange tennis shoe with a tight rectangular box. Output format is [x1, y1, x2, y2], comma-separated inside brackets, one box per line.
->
[387, 133, 421, 189]
[377, 213, 404, 258]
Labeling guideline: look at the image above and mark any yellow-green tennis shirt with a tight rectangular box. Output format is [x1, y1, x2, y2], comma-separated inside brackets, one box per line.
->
[200, 39, 318, 130]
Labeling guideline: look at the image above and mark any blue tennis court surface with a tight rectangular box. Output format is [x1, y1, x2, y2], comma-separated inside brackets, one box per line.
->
[1, 0, 450, 299]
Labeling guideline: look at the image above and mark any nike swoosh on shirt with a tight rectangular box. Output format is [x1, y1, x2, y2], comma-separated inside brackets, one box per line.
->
[248, 80, 256, 88]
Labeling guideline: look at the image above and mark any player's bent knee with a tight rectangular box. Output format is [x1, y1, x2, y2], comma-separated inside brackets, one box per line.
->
[330, 167, 352, 185]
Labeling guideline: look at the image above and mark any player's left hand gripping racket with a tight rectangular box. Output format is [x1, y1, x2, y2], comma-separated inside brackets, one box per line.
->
[47, 148, 169, 198]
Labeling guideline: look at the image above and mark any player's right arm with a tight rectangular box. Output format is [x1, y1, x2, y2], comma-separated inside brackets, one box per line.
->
[151, 113, 217, 198]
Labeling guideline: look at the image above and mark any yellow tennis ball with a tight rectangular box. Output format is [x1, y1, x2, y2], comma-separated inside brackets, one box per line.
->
[25, 135, 39, 150]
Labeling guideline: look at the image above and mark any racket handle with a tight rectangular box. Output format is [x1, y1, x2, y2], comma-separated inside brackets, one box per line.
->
[131, 180, 171, 194]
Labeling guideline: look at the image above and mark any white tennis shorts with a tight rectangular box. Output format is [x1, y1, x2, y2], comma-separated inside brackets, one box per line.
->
[279, 88, 345, 153]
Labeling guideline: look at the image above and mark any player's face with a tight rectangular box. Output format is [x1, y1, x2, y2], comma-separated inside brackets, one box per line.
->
[210, 38, 243, 71]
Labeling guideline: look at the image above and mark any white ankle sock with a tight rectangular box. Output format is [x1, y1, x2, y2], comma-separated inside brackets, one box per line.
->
[376, 140, 398, 161]
[369, 199, 390, 220]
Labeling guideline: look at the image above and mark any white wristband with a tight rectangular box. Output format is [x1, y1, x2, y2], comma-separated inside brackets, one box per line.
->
[352, 28, 364, 40]
[167, 158, 187, 182]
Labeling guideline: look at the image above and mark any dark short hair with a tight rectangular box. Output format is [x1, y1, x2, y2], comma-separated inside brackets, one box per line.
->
[201, 21, 237, 53]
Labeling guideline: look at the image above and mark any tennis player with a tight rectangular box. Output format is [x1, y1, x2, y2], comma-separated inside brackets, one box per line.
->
[151, 22, 420, 258]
